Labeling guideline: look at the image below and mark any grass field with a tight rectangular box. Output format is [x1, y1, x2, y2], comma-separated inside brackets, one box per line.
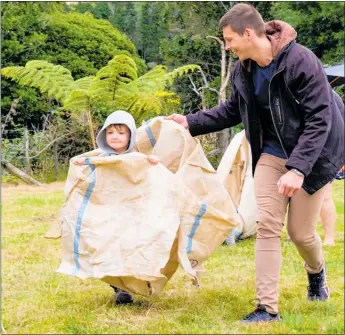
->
[2, 180, 344, 334]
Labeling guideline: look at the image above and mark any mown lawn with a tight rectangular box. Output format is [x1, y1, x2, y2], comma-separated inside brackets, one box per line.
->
[1, 180, 344, 334]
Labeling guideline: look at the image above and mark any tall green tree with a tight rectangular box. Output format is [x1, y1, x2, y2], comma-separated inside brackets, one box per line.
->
[71, 2, 141, 55]
[108, 2, 138, 40]
[1, 2, 62, 137]
[1, 2, 145, 136]
[139, 2, 171, 63]
[33, 10, 145, 78]
[270, 1, 344, 64]
[70, 1, 110, 20]
[158, 2, 235, 113]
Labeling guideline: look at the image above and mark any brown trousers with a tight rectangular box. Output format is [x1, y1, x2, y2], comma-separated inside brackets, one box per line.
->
[254, 154, 326, 314]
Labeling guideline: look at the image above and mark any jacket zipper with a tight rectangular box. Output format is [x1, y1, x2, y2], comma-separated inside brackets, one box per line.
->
[275, 96, 283, 123]
[284, 76, 300, 104]
[268, 69, 289, 159]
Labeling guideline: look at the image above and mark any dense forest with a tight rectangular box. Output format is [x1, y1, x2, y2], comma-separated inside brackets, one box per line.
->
[1, 1, 344, 182]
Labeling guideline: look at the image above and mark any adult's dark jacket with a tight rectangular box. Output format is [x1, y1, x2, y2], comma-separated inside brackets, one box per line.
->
[186, 20, 344, 195]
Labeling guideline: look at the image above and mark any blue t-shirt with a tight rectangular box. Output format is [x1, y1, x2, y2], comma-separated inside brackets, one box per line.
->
[253, 61, 287, 159]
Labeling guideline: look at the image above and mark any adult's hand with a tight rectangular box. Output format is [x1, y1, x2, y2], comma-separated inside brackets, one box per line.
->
[277, 170, 304, 197]
[164, 113, 189, 129]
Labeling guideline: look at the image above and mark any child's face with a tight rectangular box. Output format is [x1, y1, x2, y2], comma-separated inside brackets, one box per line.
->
[105, 124, 131, 153]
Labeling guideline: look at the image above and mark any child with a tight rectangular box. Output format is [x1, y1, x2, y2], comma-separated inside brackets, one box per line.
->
[74, 110, 158, 164]
[73, 110, 159, 305]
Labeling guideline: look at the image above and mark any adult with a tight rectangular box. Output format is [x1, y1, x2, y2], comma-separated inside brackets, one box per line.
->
[166, 3, 344, 323]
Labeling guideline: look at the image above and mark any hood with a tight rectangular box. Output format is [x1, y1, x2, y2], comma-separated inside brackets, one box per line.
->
[96, 110, 136, 155]
[241, 20, 297, 72]
[264, 20, 297, 58]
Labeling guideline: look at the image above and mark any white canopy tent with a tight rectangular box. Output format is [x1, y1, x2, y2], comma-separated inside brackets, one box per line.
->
[324, 63, 344, 86]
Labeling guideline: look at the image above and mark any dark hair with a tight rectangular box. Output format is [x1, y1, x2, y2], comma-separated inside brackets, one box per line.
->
[106, 124, 130, 132]
[218, 3, 265, 36]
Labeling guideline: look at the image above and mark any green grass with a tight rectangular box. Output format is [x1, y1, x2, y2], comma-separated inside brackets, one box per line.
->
[2, 180, 344, 334]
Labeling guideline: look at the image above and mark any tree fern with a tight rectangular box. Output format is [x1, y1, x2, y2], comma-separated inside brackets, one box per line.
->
[2, 54, 200, 134]
[63, 89, 91, 113]
[70, 76, 95, 90]
[127, 93, 164, 122]
[112, 64, 199, 123]
[90, 54, 138, 104]
[130, 67, 168, 100]
[95, 54, 138, 82]
[1, 60, 74, 103]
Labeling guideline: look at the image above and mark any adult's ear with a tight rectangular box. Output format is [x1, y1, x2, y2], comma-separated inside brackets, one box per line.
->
[243, 28, 252, 40]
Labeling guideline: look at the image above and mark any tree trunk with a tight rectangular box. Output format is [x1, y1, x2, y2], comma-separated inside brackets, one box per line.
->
[2, 158, 43, 186]
[86, 107, 96, 149]
[2, 98, 20, 135]
[216, 37, 233, 156]
[53, 142, 59, 180]
[107, 2, 115, 16]
[24, 128, 32, 175]
[200, 90, 207, 111]
[217, 129, 232, 157]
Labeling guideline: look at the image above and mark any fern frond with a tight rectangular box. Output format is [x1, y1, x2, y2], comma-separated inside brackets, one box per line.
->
[118, 64, 200, 99]
[1, 61, 74, 103]
[1, 66, 31, 82]
[88, 54, 138, 105]
[128, 93, 164, 122]
[26, 60, 73, 77]
[134, 65, 167, 92]
[114, 86, 180, 124]
[63, 89, 90, 113]
[115, 68, 166, 99]
[165, 64, 201, 85]
[95, 54, 137, 82]
[136, 65, 167, 81]
[90, 78, 121, 104]
[70, 76, 95, 90]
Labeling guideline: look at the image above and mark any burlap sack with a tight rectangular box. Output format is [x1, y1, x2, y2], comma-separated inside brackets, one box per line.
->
[217, 130, 257, 239]
[56, 117, 242, 296]
[136, 118, 241, 273]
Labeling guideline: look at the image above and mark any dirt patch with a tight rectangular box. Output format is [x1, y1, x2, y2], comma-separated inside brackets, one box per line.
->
[1, 181, 65, 202]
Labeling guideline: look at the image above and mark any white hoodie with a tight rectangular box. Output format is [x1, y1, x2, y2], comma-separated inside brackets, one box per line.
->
[96, 110, 136, 156]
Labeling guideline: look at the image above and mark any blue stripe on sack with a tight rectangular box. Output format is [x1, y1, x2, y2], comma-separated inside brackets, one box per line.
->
[186, 203, 207, 254]
[144, 120, 156, 147]
[72, 158, 96, 275]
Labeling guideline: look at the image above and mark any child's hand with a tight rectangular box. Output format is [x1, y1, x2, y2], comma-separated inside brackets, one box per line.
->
[147, 155, 160, 165]
[73, 158, 86, 166]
